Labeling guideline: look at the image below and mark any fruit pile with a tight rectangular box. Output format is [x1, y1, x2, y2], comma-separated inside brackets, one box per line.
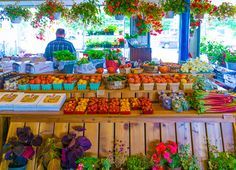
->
[139, 97, 154, 114]
[109, 98, 120, 114]
[74, 98, 89, 114]
[98, 98, 109, 114]
[120, 98, 131, 114]
[64, 99, 77, 114]
[87, 97, 98, 114]
[130, 98, 141, 110]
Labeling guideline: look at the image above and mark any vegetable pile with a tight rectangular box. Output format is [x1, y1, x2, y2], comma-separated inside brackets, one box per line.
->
[189, 90, 236, 113]
[181, 58, 213, 73]
[53, 50, 76, 61]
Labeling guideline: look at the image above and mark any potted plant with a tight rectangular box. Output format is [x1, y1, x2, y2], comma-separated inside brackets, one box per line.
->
[105, 49, 122, 73]
[104, 25, 118, 35]
[225, 51, 236, 71]
[161, 0, 187, 18]
[104, 0, 139, 20]
[135, 15, 151, 35]
[208, 144, 236, 170]
[125, 154, 153, 170]
[3, 127, 43, 170]
[68, 0, 101, 26]
[211, 2, 236, 20]
[36, 137, 62, 169]
[179, 144, 200, 170]
[86, 49, 105, 68]
[152, 141, 181, 170]
[117, 38, 125, 48]
[4, 4, 31, 23]
[53, 50, 77, 74]
[190, 0, 217, 19]
[61, 126, 92, 169]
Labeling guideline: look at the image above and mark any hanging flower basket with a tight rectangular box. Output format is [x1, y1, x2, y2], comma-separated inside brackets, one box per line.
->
[53, 12, 61, 20]
[115, 14, 124, 20]
[4, 4, 31, 23]
[165, 11, 175, 18]
[11, 17, 22, 24]
[194, 14, 204, 20]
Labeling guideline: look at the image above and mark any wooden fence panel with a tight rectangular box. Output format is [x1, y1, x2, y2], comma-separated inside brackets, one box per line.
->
[54, 123, 69, 138]
[99, 123, 114, 157]
[221, 123, 235, 152]
[115, 123, 129, 156]
[145, 123, 161, 153]
[84, 123, 99, 157]
[206, 123, 223, 152]
[176, 122, 192, 153]
[161, 123, 176, 142]
[130, 123, 145, 155]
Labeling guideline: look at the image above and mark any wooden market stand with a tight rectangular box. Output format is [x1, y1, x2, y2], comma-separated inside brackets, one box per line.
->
[0, 74, 236, 170]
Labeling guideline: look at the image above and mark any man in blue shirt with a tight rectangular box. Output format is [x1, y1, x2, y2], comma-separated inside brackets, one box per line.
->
[44, 28, 76, 61]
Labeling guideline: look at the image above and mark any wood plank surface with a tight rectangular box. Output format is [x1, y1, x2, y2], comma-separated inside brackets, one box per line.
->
[145, 123, 161, 154]
[69, 123, 84, 136]
[221, 123, 235, 152]
[122, 91, 135, 98]
[54, 123, 69, 138]
[130, 123, 145, 155]
[115, 123, 130, 156]
[84, 92, 96, 98]
[0, 117, 4, 162]
[161, 123, 176, 142]
[99, 123, 114, 157]
[206, 123, 223, 152]
[109, 92, 121, 99]
[191, 123, 208, 170]
[135, 92, 148, 98]
[84, 123, 99, 157]
[176, 122, 192, 152]
[39, 122, 54, 138]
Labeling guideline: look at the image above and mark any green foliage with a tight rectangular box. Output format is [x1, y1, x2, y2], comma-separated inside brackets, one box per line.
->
[53, 50, 76, 61]
[77, 58, 90, 65]
[4, 4, 31, 21]
[179, 144, 200, 170]
[161, 0, 187, 14]
[125, 154, 153, 170]
[105, 25, 118, 32]
[124, 33, 138, 39]
[208, 145, 236, 170]
[212, 2, 236, 20]
[169, 154, 181, 169]
[76, 157, 100, 170]
[85, 50, 105, 59]
[36, 0, 65, 17]
[225, 51, 236, 63]
[200, 38, 229, 65]
[105, 49, 122, 61]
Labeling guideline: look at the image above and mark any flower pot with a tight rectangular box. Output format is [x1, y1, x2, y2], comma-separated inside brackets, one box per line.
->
[115, 15, 124, 20]
[165, 11, 175, 18]
[226, 62, 236, 71]
[8, 165, 27, 170]
[194, 14, 204, 19]
[54, 12, 61, 20]
[11, 17, 22, 24]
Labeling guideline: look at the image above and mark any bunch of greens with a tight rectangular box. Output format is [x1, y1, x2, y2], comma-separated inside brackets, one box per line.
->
[105, 49, 122, 62]
[200, 38, 229, 65]
[208, 145, 236, 170]
[85, 50, 105, 60]
[125, 154, 153, 170]
[53, 50, 76, 61]
[61, 126, 92, 169]
[192, 76, 216, 91]
[179, 144, 200, 170]
[77, 58, 90, 65]
[225, 51, 236, 63]
[3, 127, 43, 168]
[161, 0, 187, 14]
[4, 4, 31, 21]
[37, 137, 62, 170]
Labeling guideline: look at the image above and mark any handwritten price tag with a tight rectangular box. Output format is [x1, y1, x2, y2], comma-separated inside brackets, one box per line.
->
[97, 90, 105, 97]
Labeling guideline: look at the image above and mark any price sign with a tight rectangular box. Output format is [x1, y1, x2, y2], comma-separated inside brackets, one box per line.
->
[97, 90, 105, 97]
[114, 81, 122, 87]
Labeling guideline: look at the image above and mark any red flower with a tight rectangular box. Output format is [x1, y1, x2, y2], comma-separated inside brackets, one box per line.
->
[155, 142, 166, 154]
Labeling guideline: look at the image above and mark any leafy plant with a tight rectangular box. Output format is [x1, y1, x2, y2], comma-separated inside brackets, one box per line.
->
[161, 0, 187, 14]
[3, 127, 43, 168]
[77, 58, 90, 65]
[68, 0, 101, 26]
[104, 0, 139, 17]
[179, 144, 200, 170]
[85, 50, 105, 59]
[225, 51, 236, 63]
[36, 137, 62, 170]
[190, 0, 217, 16]
[105, 49, 122, 61]
[208, 144, 236, 170]
[212, 2, 236, 20]
[125, 154, 153, 170]
[76, 157, 100, 170]
[135, 15, 150, 35]
[125, 33, 138, 39]
[4, 4, 31, 21]
[61, 126, 92, 169]
[104, 25, 118, 33]
[53, 50, 76, 61]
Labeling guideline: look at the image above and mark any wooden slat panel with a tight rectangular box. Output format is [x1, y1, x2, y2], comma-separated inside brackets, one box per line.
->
[99, 123, 114, 157]
[0, 118, 4, 162]
[69, 123, 84, 136]
[66, 93, 71, 99]
[122, 91, 135, 98]
[54, 123, 69, 138]
[206, 123, 223, 152]
[0, 122, 25, 170]
[115, 123, 129, 156]
[26, 122, 40, 170]
[146, 123, 161, 153]
[84, 92, 96, 98]
[161, 123, 176, 142]
[135, 92, 148, 99]
[130, 123, 145, 155]
[191, 123, 208, 169]
[176, 123, 192, 153]
[148, 92, 157, 102]
[39, 122, 54, 138]
[109, 92, 121, 99]
[84, 123, 99, 157]
[221, 123, 235, 152]
[74, 92, 84, 98]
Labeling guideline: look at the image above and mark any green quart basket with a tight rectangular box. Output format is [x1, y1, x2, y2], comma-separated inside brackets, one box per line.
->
[89, 82, 100, 90]
[18, 84, 29, 90]
[77, 84, 87, 90]
[30, 84, 40, 91]
[41, 84, 52, 90]
[64, 83, 75, 91]
[53, 83, 63, 90]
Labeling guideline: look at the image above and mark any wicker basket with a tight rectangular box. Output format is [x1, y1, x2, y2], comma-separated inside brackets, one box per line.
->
[105, 80, 127, 90]
[131, 68, 143, 74]
[180, 83, 193, 90]
[167, 83, 180, 91]
[142, 65, 158, 73]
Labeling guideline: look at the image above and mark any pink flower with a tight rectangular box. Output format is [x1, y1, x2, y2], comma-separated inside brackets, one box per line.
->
[163, 151, 171, 160]
[167, 144, 177, 154]
[156, 142, 166, 154]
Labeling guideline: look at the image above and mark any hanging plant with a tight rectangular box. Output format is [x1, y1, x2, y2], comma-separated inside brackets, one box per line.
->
[104, 0, 139, 18]
[190, 14, 200, 36]
[190, 0, 217, 19]
[138, 1, 164, 36]
[135, 14, 150, 35]
[161, 0, 187, 15]
[4, 4, 31, 23]
[211, 2, 236, 20]
[67, 0, 101, 26]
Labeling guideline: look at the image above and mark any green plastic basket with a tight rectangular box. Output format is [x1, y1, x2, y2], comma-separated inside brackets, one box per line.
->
[53, 83, 63, 90]
[18, 84, 29, 90]
[41, 84, 52, 90]
[89, 82, 100, 90]
[30, 84, 41, 91]
[64, 83, 75, 91]
[77, 84, 87, 90]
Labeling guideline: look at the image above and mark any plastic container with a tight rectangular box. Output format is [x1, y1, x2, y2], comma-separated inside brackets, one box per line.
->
[41, 84, 52, 91]
[53, 83, 63, 90]
[18, 84, 29, 91]
[167, 83, 180, 91]
[180, 83, 193, 90]
[143, 83, 154, 90]
[30, 84, 40, 91]
[64, 83, 75, 91]
[89, 82, 101, 90]
[77, 84, 87, 90]
[129, 83, 141, 91]
[156, 83, 167, 91]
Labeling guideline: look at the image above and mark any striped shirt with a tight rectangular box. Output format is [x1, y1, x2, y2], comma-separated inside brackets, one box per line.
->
[44, 37, 76, 61]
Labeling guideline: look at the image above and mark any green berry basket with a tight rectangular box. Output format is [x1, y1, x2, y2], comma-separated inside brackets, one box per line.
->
[18, 84, 29, 90]
[53, 83, 63, 90]
[77, 84, 87, 90]
[30, 84, 41, 91]
[64, 83, 75, 91]
[41, 84, 52, 91]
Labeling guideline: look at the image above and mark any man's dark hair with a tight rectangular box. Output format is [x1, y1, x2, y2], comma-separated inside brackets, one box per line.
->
[56, 28, 65, 35]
